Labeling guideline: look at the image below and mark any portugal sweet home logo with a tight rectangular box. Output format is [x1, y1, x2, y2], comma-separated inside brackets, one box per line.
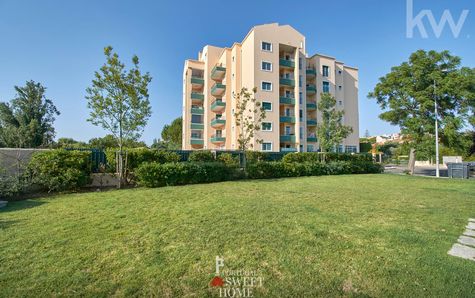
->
[210, 256, 264, 297]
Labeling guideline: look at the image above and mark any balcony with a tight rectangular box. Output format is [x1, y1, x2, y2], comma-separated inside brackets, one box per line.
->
[280, 135, 296, 143]
[211, 118, 226, 128]
[211, 65, 226, 81]
[211, 135, 226, 143]
[306, 84, 317, 94]
[279, 59, 295, 68]
[190, 138, 204, 145]
[306, 68, 316, 77]
[307, 119, 317, 126]
[307, 137, 317, 142]
[211, 83, 226, 96]
[191, 76, 204, 86]
[191, 92, 204, 103]
[280, 147, 298, 152]
[280, 78, 295, 87]
[279, 96, 295, 105]
[211, 100, 226, 112]
[280, 116, 296, 123]
[190, 123, 204, 130]
[190, 107, 204, 115]
[306, 102, 317, 110]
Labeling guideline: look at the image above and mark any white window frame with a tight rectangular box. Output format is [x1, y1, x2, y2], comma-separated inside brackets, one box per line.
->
[262, 142, 273, 152]
[261, 81, 272, 92]
[262, 101, 272, 111]
[261, 121, 273, 132]
[261, 60, 273, 72]
[261, 41, 272, 52]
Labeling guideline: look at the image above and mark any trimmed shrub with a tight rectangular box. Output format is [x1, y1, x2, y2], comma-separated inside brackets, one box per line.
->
[135, 162, 241, 187]
[282, 152, 373, 163]
[217, 153, 240, 167]
[245, 151, 267, 163]
[246, 160, 382, 179]
[188, 150, 215, 162]
[282, 152, 321, 163]
[27, 150, 92, 192]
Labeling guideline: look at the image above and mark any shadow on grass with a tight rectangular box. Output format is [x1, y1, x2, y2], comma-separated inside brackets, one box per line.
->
[0, 219, 21, 230]
[0, 200, 46, 213]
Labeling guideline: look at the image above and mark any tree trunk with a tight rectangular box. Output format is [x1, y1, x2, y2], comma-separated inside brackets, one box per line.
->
[408, 148, 416, 175]
[118, 144, 123, 189]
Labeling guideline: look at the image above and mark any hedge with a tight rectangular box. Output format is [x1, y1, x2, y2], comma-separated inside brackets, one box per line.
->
[246, 160, 383, 179]
[282, 152, 373, 163]
[135, 162, 243, 187]
[27, 150, 92, 192]
[105, 148, 180, 172]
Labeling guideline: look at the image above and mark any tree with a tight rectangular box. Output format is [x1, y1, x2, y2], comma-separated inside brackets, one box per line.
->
[316, 93, 353, 152]
[56, 137, 88, 148]
[161, 117, 182, 149]
[368, 50, 475, 174]
[85, 46, 152, 186]
[88, 134, 146, 149]
[0, 81, 59, 148]
[234, 87, 266, 151]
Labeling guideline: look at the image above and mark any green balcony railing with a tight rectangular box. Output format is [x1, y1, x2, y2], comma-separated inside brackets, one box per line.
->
[307, 119, 317, 126]
[279, 59, 295, 68]
[280, 116, 296, 123]
[307, 137, 317, 142]
[211, 135, 226, 143]
[280, 78, 295, 87]
[211, 83, 226, 95]
[306, 68, 316, 76]
[211, 66, 226, 80]
[306, 102, 317, 110]
[190, 77, 204, 85]
[190, 123, 204, 130]
[280, 135, 296, 143]
[190, 139, 204, 145]
[191, 92, 204, 100]
[211, 118, 226, 127]
[280, 147, 298, 152]
[190, 107, 204, 114]
[211, 100, 226, 111]
[306, 85, 317, 94]
[279, 96, 295, 105]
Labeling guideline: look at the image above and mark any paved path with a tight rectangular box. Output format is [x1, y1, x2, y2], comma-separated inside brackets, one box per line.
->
[448, 218, 475, 262]
[384, 165, 448, 177]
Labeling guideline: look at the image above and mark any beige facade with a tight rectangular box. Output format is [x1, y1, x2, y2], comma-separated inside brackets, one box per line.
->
[182, 23, 359, 153]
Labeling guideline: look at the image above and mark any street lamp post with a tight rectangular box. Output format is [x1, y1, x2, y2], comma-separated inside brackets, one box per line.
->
[434, 79, 440, 178]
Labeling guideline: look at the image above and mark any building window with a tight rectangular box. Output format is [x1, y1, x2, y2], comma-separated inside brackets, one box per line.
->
[191, 114, 202, 123]
[345, 145, 357, 153]
[323, 81, 330, 93]
[299, 92, 303, 104]
[262, 122, 272, 131]
[261, 81, 272, 91]
[338, 70, 342, 74]
[299, 75, 302, 87]
[339, 100, 343, 106]
[299, 58, 302, 69]
[322, 65, 329, 77]
[299, 127, 303, 140]
[261, 61, 272, 71]
[262, 142, 272, 151]
[262, 102, 272, 111]
[261, 41, 272, 52]
[338, 86, 342, 90]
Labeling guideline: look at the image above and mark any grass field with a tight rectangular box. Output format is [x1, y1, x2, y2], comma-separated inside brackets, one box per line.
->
[1, 174, 475, 297]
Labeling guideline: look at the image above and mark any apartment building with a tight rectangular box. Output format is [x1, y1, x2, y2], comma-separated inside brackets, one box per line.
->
[182, 23, 359, 153]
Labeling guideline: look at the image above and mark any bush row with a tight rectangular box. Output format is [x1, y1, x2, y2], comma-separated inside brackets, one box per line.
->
[135, 162, 243, 187]
[246, 160, 383, 179]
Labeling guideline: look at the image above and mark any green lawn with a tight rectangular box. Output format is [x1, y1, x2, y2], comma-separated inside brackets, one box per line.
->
[1, 174, 475, 297]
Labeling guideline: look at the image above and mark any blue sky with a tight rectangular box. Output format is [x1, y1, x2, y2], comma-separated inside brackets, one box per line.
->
[0, 0, 473, 144]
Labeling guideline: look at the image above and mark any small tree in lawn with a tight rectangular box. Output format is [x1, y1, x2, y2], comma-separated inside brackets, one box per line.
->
[234, 87, 266, 151]
[86, 46, 152, 187]
[316, 93, 353, 153]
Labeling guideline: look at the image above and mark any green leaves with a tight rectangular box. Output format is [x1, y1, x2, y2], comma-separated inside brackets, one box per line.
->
[85, 46, 152, 149]
[316, 93, 353, 152]
[233, 87, 266, 150]
[368, 50, 475, 149]
[0, 81, 59, 148]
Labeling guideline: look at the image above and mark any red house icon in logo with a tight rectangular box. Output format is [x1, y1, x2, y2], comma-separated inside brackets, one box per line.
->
[210, 276, 224, 287]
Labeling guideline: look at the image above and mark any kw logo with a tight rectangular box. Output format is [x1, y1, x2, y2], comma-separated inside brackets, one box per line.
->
[406, 0, 470, 38]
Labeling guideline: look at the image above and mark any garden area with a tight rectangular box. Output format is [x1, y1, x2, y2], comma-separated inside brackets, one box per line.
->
[1, 174, 475, 297]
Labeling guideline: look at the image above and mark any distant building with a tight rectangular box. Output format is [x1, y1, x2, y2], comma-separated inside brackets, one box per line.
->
[375, 133, 402, 145]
